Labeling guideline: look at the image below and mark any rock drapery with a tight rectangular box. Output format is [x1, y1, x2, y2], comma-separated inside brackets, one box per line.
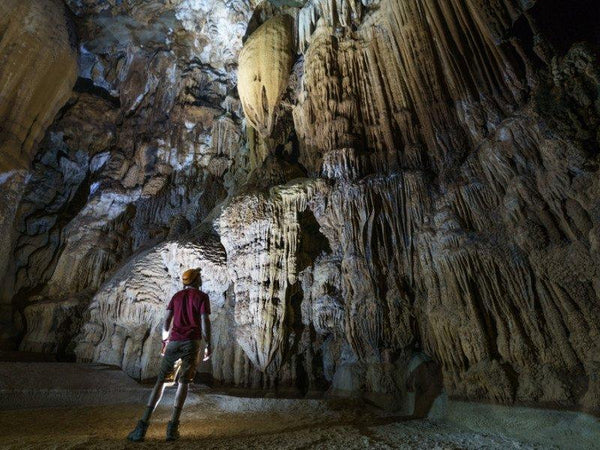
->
[1, 0, 599, 415]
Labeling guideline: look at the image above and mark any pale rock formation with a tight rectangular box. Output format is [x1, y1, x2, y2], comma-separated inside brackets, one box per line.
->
[75, 235, 229, 379]
[219, 179, 325, 370]
[238, 15, 295, 137]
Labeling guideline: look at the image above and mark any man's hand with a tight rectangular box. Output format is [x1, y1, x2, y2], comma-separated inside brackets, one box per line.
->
[203, 345, 212, 362]
[201, 313, 211, 361]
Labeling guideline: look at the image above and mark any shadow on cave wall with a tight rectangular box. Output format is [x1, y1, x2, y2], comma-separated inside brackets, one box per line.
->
[530, 0, 600, 52]
[296, 208, 331, 273]
[284, 208, 332, 396]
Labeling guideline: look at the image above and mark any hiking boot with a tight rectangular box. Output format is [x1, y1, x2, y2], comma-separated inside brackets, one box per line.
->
[127, 420, 149, 442]
[166, 420, 180, 441]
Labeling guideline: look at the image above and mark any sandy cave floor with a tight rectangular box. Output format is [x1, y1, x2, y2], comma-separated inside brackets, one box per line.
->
[0, 396, 542, 450]
[0, 362, 599, 449]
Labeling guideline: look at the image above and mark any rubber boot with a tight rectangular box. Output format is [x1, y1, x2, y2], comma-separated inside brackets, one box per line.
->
[127, 420, 149, 442]
[166, 420, 180, 441]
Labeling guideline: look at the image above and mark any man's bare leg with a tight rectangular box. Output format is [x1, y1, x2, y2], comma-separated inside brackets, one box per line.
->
[141, 380, 166, 422]
[166, 381, 188, 441]
[127, 379, 166, 442]
[172, 381, 188, 421]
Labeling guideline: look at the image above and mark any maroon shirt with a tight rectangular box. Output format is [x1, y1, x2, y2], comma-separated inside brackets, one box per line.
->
[167, 287, 211, 341]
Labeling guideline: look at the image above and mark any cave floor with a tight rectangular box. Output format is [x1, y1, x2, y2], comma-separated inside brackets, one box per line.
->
[0, 397, 540, 450]
[1, 362, 598, 449]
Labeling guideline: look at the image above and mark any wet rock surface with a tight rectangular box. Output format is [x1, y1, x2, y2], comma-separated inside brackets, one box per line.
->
[1, 0, 600, 416]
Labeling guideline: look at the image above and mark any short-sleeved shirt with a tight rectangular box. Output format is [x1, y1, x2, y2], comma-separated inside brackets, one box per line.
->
[167, 287, 211, 341]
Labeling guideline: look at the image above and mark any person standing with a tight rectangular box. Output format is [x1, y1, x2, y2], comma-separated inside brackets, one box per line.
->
[127, 268, 212, 442]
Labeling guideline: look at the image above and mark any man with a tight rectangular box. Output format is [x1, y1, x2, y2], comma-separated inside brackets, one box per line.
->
[127, 268, 212, 442]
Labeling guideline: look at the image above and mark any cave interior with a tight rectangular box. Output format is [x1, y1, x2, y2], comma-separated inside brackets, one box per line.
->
[0, 0, 600, 447]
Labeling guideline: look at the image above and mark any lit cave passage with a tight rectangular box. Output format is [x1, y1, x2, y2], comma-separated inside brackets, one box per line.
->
[1, 0, 600, 448]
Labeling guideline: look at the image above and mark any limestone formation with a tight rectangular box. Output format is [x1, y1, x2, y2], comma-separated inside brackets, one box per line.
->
[238, 15, 295, 137]
[0, 0, 77, 172]
[1, 0, 600, 417]
[0, 0, 78, 347]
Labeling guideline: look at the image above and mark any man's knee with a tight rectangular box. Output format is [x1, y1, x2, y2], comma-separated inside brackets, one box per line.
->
[156, 364, 169, 380]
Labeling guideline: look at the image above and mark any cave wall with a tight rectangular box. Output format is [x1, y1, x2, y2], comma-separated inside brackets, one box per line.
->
[1, 0, 599, 414]
[0, 0, 78, 173]
[0, 0, 78, 346]
[1, 0, 252, 352]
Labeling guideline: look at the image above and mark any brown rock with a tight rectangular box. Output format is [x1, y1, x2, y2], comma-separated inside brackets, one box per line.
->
[0, 0, 77, 172]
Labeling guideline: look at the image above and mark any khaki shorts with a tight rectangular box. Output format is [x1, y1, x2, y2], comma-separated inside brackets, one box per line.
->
[158, 339, 201, 384]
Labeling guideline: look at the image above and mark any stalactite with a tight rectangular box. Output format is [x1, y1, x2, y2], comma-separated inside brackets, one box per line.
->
[238, 15, 295, 137]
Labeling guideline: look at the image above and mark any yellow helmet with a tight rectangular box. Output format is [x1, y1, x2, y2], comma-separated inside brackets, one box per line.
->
[181, 268, 200, 286]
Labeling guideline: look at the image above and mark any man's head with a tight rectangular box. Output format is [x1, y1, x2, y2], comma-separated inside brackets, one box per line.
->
[181, 268, 201, 287]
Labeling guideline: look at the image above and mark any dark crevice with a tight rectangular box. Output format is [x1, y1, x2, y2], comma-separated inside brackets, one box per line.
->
[296, 209, 331, 273]
[529, 0, 600, 53]
[73, 77, 121, 108]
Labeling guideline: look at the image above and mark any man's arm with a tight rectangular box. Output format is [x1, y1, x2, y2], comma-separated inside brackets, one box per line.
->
[201, 313, 212, 360]
[163, 309, 174, 340]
